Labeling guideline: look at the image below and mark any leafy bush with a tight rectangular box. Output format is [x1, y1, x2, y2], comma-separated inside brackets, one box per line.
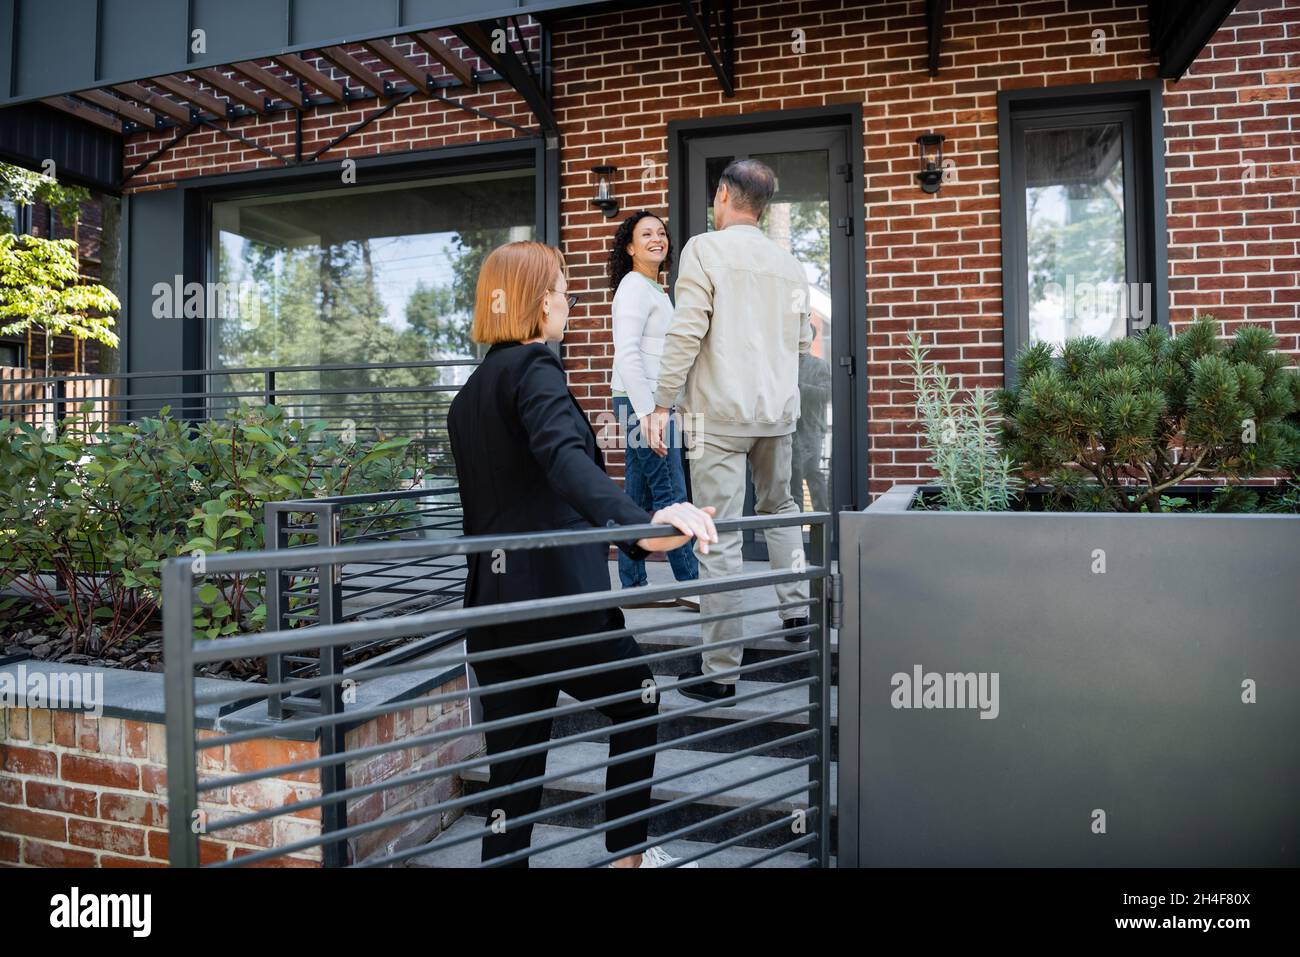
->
[998, 316, 1300, 512]
[906, 333, 1022, 510]
[0, 404, 420, 651]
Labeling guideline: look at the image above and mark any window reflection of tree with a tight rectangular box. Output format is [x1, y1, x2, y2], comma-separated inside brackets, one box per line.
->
[1025, 124, 1128, 344]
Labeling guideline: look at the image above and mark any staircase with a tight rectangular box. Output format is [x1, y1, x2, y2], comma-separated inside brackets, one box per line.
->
[408, 560, 838, 868]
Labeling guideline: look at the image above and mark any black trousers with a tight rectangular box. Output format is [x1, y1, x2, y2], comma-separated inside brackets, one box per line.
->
[470, 631, 659, 867]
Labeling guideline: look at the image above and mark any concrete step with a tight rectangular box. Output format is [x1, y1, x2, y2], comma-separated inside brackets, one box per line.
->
[633, 639, 836, 687]
[551, 680, 838, 759]
[406, 814, 823, 868]
[461, 739, 837, 851]
[558, 680, 837, 729]
[637, 644, 836, 688]
[463, 740, 835, 814]
[621, 605, 840, 653]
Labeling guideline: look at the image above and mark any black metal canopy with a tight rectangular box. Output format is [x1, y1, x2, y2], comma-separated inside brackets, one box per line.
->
[1147, 0, 1240, 80]
[925, 0, 1237, 81]
[0, 0, 745, 191]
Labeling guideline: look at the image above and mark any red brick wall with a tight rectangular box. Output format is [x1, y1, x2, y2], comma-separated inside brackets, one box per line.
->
[118, 0, 1300, 497]
[0, 676, 478, 867]
[0, 706, 310, 866]
[343, 673, 478, 863]
[553, 0, 1300, 496]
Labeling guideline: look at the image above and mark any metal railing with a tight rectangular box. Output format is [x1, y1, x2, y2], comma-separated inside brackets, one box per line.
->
[263, 483, 465, 719]
[163, 512, 834, 868]
[0, 358, 474, 475]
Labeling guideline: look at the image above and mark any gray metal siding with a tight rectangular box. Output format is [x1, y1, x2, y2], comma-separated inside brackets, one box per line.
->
[0, 101, 121, 191]
[0, 0, 625, 107]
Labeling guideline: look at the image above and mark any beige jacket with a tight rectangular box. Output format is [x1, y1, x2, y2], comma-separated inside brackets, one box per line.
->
[652, 224, 812, 437]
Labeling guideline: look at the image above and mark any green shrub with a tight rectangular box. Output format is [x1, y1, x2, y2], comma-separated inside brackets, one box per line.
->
[0, 404, 420, 651]
[906, 333, 1022, 510]
[998, 316, 1300, 512]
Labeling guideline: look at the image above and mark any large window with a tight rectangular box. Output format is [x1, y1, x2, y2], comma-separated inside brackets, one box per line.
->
[999, 82, 1167, 379]
[209, 168, 535, 381]
[207, 167, 534, 454]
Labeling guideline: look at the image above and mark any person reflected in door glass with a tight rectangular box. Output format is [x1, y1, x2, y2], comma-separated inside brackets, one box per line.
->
[607, 211, 703, 613]
[791, 320, 832, 512]
[642, 159, 816, 708]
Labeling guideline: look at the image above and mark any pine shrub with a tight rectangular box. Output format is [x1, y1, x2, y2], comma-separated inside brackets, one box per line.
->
[997, 316, 1300, 512]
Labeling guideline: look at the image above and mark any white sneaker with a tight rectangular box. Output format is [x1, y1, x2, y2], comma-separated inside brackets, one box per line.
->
[608, 845, 699, 868]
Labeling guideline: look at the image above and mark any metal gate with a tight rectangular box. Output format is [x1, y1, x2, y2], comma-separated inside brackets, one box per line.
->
[163, 512, 835, 867]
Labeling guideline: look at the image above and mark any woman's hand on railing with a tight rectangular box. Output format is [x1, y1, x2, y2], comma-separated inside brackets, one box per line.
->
[637, 502, 718, 555]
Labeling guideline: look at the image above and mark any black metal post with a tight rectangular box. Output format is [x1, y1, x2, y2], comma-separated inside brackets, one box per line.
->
[162, 556, 201, 866]
[265, 503, 288, 720]
[316, 503, 350, 867]
[810, 517, 832, 867]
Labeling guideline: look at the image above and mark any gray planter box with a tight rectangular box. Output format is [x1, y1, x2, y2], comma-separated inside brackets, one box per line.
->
[838, 484, 1300, 867]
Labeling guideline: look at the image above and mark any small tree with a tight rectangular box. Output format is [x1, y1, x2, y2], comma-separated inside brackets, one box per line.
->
[998, 316, 1300, 512]
[0, 234, 121, 375]
[0, 162, 120, 375]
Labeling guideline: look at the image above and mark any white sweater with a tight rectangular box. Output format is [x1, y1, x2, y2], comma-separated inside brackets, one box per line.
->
[610, 270, 682, 417]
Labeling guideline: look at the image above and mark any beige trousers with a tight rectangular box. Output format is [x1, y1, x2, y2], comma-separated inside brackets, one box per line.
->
[687, 430, 809, 683]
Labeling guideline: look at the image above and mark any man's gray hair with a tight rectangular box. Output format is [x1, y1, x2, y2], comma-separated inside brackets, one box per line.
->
[718, 158, 776, 216]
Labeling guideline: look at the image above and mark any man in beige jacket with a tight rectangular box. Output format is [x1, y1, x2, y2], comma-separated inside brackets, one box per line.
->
[644, 158, 813, 706]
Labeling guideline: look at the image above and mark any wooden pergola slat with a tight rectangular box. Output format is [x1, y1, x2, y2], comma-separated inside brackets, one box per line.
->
[318, 46, 389, 97]
[229, 60, 305, 108]
[189, 68, 267, 112]
[274, 53, 346, 101]
[75, 87, 159, 128]
[40, 96, 123, 133]
[411, 32, 475, 87]
[112, 82, 192, 122]
[150, 75, 231, 117]
[361, 38, 428, 89]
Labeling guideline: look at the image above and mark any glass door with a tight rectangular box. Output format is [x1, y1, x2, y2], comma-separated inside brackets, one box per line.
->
[679, 127, 854, 560]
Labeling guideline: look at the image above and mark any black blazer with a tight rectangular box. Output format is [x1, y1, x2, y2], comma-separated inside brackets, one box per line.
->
[448, 340, 653, 649]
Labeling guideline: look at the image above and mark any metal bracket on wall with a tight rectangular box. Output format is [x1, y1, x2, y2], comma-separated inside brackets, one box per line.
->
[680, 0, 736, 97]
[926, 0, 945, 77]
[121, 120, 198, 185]
[305, 88, 417, 162]
[453, 18, 559, 140]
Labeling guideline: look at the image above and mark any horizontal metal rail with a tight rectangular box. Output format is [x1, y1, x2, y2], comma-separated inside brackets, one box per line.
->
[263, 484, 464, 718]
[164, 511, 834, 868]
[0, 361, 470, 469]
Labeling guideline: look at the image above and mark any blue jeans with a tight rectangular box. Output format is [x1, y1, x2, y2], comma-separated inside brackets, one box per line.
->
[614, 394, 699, 588]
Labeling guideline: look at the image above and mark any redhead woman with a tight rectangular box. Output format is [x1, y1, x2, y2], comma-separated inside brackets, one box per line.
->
[447, 241, 717, 868]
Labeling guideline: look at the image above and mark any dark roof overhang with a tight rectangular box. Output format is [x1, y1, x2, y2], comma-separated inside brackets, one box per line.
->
[926, 0, 1237, 81]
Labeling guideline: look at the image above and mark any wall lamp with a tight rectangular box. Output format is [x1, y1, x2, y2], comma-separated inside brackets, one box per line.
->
[915, 133, 946, 194]
[590, 165, 619, 218]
